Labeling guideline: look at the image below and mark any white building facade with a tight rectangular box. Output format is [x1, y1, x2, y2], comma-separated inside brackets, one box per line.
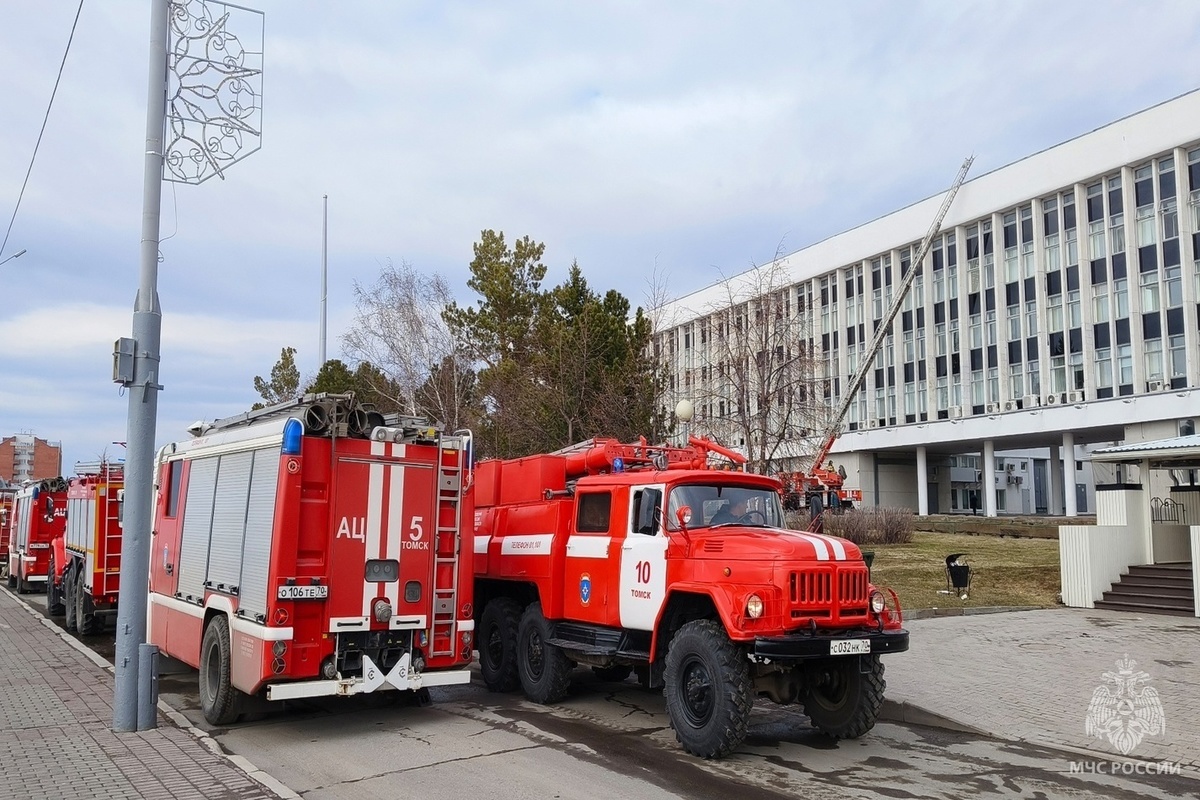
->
[655, 91, 1200, 517]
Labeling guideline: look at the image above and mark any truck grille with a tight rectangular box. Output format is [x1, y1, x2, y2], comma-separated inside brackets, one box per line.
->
[789, 566, 870, 621]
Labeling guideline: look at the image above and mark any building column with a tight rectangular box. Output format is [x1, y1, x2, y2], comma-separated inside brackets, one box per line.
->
[916, 446, 929, 516]
[983, 440, 997, 517]
[1049, 444, 1063, 515]
[1063, 431, 1077, 517]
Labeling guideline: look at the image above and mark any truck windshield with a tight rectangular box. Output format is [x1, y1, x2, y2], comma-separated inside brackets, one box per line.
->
[666, 484, 784, 530]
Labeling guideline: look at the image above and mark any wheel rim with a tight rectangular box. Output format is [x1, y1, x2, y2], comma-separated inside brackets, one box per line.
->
[679, 654, 714, 727]
[811, 664, 850, 710]
[526, 628, 545, 680]
[203, 639, 219, 704]
[483, 622, 504, 671]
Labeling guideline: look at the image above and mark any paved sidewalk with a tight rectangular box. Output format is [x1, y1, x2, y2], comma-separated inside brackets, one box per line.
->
[883, 607, 1200, 769]
[0, 588, 284, 800]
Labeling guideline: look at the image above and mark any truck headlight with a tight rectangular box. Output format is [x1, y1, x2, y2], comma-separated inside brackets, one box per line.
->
[870, 591, 886, 614]
[746, 594, 764, 619]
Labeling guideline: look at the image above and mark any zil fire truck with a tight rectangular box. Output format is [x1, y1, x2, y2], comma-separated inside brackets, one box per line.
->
[471, 435, 908, 759]
[148, 394, 475, 725]
[46, 463, 125, 634]
[6, 477, 68, 594]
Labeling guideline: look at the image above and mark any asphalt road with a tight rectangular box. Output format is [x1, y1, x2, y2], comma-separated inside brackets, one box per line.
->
[21, 591, 1199, 800]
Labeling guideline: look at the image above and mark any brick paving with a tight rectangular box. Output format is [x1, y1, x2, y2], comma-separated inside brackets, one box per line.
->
[884, 607, 1200, 769]
[0, 588, 281, 800]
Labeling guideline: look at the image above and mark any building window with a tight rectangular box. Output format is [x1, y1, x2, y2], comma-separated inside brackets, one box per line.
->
[1025, 300, 1038, 336]
[1110, 212, 1125, 254]
[1094, 359, 1117, 400]
[1089, 220, 1106, 259]
[1007, 305, 1021, 340]
[969, 316, 982, 349]
[1169, 335, 1187, 378]
[1165, 265, 1183, 309]
[988, 367, 999, 402]
[971, 370, 984, 405]
[1140, 270, 1160, 313]
[1045, 233, 1061, 271]
[1162, 198, 1179, 240]
[1048, 294, 1064, 333]
[986, 309, 998, 346]
[1136, 205, 1156, 247]
[1027, 361, 1041, 395]
[1144, 338, 1163, 381]
[1117, 344, 1134, 385]
[1068, 290, 1081, 328]
[1070, 352, 1085, 389]
[904, 330, 914, 362]
[1114, 279, 1129, 318]
[1051, 356, 1067, 392]
[936, 377, 949, 410]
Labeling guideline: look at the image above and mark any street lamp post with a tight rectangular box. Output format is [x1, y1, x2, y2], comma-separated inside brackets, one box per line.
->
[675, 399, 695, 446]
[0, 248, 27, 267]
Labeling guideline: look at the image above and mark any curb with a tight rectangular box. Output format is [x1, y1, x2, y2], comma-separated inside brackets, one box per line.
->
[1, 586, 297, 800]
[904, 605, 1044, 620]
[879, 699, 989, 736]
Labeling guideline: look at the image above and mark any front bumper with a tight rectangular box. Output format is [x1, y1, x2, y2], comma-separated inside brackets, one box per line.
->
[753, 628, 909, 662]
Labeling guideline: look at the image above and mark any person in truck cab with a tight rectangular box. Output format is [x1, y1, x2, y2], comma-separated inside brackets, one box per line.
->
[710, 495, 748, 525]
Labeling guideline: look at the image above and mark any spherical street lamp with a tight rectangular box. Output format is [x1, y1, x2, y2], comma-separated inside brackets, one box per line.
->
[674, 399, 694, 446]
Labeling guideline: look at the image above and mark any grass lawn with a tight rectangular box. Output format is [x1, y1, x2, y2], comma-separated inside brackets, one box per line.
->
[866, 531, 1062, 611]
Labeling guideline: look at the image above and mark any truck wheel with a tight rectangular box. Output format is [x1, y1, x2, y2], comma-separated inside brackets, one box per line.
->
[75, 568, 102, 636]
[479, 598, 522, 692]
[663, 619, 753, 759]
[5, 565, 15, 590]
[803, 655, 885, 739]
[517, 602, 572, 704]
[46, 553, 65, 616]
[64, 564, 77, 632]
[199, 615, 244, 726]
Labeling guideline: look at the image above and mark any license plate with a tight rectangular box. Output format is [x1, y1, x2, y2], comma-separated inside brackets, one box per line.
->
[28, 543, 49, 550]
[829, 639, 870, 655]
[277, 585, 329, 600]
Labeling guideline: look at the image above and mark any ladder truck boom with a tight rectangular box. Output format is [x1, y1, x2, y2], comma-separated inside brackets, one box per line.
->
[810, 156, 975, 472]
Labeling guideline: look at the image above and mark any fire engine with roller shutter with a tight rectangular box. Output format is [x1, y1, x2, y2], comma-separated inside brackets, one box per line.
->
[45, 462, 125, 635]
[147, 394, 475, 725]
[471, 435, 908, 759]
[0, 488, 15, 577]
[6, 477, 68, 595]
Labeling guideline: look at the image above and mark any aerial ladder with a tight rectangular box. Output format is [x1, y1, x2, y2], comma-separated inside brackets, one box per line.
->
[806, 156, 975, 531]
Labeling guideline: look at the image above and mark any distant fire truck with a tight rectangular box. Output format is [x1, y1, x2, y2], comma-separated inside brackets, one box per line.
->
[472, 435, 907, 759]
[6, 478, 68, 594]
[46, 463, 125, 634]
[148, 394, 475, 725]
[0, 488, 15, 577]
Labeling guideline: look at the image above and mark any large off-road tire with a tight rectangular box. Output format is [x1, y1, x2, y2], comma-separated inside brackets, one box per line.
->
[517, 602, 572, 704]
[46, 554, 65, 616]
[63, 564, 77, 632]
[75, 568, 102, 636]
[663, 619, 753, 759]
[802, 654, 886, 740]
[199, 615, 244, 726]
[478, 598, 522, 692]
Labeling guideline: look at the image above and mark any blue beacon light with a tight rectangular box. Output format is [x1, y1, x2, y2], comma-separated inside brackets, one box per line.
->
[282, 418, 304, 455]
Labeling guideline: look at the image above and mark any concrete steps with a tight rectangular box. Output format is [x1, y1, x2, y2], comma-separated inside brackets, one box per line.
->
[1095, 563, 1195, 617]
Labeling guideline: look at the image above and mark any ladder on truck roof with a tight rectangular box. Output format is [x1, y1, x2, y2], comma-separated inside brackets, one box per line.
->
[194, 392, 440, 443]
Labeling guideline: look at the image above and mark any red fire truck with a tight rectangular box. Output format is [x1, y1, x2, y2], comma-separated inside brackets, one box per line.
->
[472, 436, 907, 759]
[148, 395, 476, 725]
[46, 463, 125, 634]
[6, 478, 68, 594]
[0, 488, 15, 576]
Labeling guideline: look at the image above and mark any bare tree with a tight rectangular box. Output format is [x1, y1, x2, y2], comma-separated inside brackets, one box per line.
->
[686, 246, 826, 474]
[341, 260, 475, 428]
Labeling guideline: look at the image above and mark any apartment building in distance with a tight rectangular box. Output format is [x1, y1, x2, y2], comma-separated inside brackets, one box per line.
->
[654, 90, 1200, 517]
[0, 434, 64, 484]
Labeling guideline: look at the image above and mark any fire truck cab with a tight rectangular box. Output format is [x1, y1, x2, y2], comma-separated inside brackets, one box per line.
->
[148, 395, 475, 725]
[6, 478, 67, 594]
[473, 437, 908, 759]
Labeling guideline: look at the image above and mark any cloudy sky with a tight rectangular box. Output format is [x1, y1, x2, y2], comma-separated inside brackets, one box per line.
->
[1, 0, 1198, 472]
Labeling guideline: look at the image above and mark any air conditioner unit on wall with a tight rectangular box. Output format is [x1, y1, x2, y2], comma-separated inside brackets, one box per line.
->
[985, 402, 1000, 414]
[1023, 395, 1041, 408]
[1044, 393, 1059, 405]
[867, 419, 879, 428]
[1147, 379, 1165, 392]
[1066, 390, 1084, 404]
[950, 406, 965, 419]
[1003, 399, 1018, 412]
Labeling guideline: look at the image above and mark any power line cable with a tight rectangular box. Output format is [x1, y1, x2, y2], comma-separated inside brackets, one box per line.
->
[1, 0, 86, 259]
